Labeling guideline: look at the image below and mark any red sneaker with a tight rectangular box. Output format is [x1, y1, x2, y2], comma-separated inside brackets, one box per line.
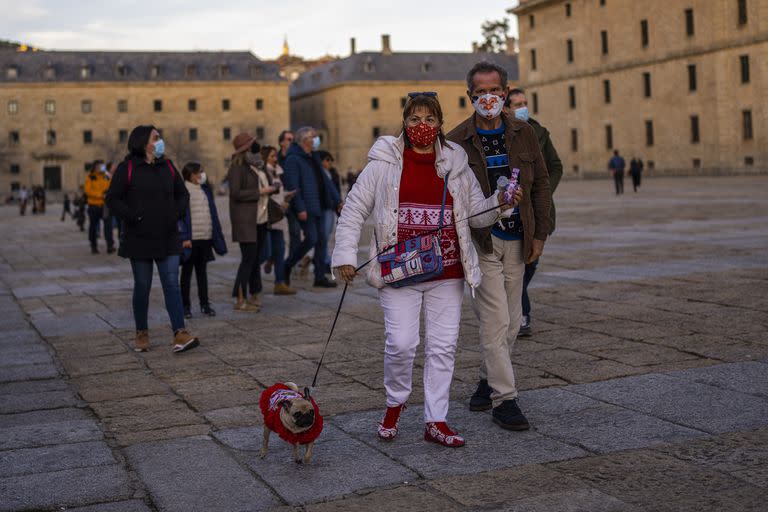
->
[424, 422, 465, 447]
[377, 403, 406, 441]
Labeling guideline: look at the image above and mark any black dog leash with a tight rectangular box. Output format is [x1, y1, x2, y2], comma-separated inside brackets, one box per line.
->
[310, 201, 506, 388]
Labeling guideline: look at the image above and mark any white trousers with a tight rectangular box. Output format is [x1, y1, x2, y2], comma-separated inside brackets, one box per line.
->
[379, 278, 464, 422]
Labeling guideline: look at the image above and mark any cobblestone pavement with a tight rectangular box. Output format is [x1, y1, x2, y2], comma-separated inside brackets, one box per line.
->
[1, 176, 767, 511]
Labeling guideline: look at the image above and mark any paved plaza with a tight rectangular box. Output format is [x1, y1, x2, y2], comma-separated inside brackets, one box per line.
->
[1, 175, 767, 511]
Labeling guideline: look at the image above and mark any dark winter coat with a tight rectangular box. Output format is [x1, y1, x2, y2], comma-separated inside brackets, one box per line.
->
[178, 183, 227, 263]
[227, 162, 263, 243]
[105, 156, 188, 260]
[282, 143, 340, 217]
[528, 117, 563, 235]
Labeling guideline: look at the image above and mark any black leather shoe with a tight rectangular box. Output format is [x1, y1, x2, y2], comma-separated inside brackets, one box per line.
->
[469, 379, 493, 411]
[201, 305, 216, 317]
[313, 277, 337, 288]
[91, 246, 99, 254]
[492, 399, 530, 431]
[284, 264, 293, 286]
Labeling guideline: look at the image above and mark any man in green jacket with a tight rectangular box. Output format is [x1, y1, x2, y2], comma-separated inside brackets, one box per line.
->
[504, 89, 563, 337]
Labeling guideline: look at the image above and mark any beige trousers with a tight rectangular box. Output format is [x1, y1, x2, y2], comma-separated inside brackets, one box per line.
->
[472, 237, 524, 406]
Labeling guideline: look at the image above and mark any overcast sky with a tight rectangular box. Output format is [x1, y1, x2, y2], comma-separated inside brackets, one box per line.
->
[1, 0, 520, 59]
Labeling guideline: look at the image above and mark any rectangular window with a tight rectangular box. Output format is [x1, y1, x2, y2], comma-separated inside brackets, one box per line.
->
[222, 99, 230, 111]
[745, 156, 754, 166]
[740, 55, 750, 84]
[568, 85, 576, 109]
[371, 97, 379, 110]
[83, 130, 93, 144]
[738, 0, 748, 25]
[189, 128, 198, 142]
[690, 115, 700, 143]
[530, 49, 537, 70]
[600, 0, 606, 5]
[373, 126, 381, 138]
[645, 120, 654, 146]
[81, 100, 92, 114]
[565, 3, 572, 17]
[643, 72, 652, 97]
[256, 126, 265, 140]
[688, 64, 697, 92]
[532, 92, 539, 114]
[529, 15, 535, 28]
[603, 79, 611, 104]
[7, 100, 18, 115]
[459, 97, 467, 108]
[46, 130, 57, 146]
[117, 99, 128, 113]
[567, 39, 574, 63]
[641, 19, 649, 47]
[570, 128, 578, 152]
[153, 99, 162, 112]
[601, 30, 609, 55]
[45, 100, 56, 115]
[223, 127, 231, 141]
[10, 164, 20, 175]
[605, 124, 613, 150]
[685, 8, 695, 36]
[9, 131, 20, 146]
[256, 98, 264, 110]
[188, 99, 197, 112]
[693, 158, 701, 168]
[119, 129, 128, 143]
[185, 64, 197, 78]
[743, 109, 753, 140]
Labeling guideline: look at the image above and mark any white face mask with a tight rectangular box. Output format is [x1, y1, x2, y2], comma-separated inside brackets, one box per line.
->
[198, 172, 207, 185]
[472, 93, 504, 120]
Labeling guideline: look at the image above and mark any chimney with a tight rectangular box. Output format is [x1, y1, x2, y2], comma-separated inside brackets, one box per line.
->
[381, 34, 392, 55]
[350, 37, 356, 55]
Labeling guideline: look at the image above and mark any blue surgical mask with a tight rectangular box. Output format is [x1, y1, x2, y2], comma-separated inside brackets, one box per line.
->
[153, 139, 165, 158]
[312, 135, 321, 151]
[514, 106, 530, 122]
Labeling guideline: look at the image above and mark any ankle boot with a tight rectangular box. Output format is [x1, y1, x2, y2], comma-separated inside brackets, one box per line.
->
[378, 403, 406, 441]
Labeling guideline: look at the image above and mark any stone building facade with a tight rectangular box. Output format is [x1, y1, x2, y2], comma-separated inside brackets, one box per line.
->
[0, 50, 288, 196]
[511, 0, 767, 177]
[290, 36, 519, 174]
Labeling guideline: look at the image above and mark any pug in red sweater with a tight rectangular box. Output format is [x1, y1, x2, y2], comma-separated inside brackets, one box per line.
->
[259, 382, 323, 464]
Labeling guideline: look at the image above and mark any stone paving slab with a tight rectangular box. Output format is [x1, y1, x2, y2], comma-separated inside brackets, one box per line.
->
[568, 373, 768, 434]
[0, 407, 90, 428]
[0, 440, 116, 477]
[665, 361, 768, 399]
[124, 437, 278, 512]
[0, 388, 80, 413]
[0, 363, 59, 383]
[0, 418, 104, 450]
[66, 501, 154, 512]
[0, 465, 132, 512]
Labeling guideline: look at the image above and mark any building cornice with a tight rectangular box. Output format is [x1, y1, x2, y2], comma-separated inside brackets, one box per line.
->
[510, 0, 566, 15]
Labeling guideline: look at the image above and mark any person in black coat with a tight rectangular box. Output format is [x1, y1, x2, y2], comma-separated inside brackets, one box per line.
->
[105, 125, 200, 354]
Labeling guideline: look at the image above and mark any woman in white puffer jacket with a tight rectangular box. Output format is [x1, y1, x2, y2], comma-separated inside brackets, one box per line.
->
[332, 93, 520, 447]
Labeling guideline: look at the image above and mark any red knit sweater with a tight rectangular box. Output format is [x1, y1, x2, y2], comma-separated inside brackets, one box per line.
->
[397, 148, 464, 282]
[259, 383, 323, 445]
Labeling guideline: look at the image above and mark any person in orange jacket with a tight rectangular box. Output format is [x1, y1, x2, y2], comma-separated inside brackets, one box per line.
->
[84, 160, 114, 254]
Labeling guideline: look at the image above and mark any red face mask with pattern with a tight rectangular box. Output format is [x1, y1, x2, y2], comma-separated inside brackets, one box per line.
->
[405, 123, 440, 148]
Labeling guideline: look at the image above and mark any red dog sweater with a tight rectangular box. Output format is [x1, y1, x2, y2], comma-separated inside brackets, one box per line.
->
[259, 383, 323, 445]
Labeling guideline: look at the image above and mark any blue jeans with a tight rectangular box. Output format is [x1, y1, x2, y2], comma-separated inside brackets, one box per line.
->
[88, 205, 114, 249]
[521, 258, 539, 318]
[285, 209, 302, 257]
[130, 255, 185, 332]
[286, 214, 327, 280]
[260, 229, 287, 284]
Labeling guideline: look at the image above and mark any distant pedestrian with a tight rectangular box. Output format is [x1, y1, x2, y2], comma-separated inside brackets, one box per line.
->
[105, 124, 200, 354]
[103, 161, 118, 242]
[278, 130, 302, 263]
[283, 126, 341, 288]
[84, 161, 114, 253]
[18, 186, 28, 216]
[260, 145, 297, 295]
[178, 162, 227, 318]
[227, 133, 272, 312]
[316, 150, 343, 272]
[608, 150, 626, 195]
[629, 157, 643, 192]
[61, 193, 72, 221]
[74, 186, 86, 231]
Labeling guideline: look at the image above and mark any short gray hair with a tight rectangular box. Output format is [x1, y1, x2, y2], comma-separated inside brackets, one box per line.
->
[466, 61, 509, 92]
[295, 126, 316, 143]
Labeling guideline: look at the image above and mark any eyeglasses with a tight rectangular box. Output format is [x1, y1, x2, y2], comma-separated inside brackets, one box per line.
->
[407, 91, 438, 98]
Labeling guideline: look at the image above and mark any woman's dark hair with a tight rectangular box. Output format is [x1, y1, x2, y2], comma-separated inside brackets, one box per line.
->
[316, 150, 334, 162]
[181, 162, 202, 182]
[127, 125, 157, 159]
[402, 94, 447, 149]
[260, 145, 277, 163]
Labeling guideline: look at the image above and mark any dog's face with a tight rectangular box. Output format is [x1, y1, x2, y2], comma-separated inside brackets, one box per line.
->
[279, 397, 316, 433]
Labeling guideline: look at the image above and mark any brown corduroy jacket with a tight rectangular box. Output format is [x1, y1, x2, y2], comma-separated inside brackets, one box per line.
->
[446, 112, 551, 259]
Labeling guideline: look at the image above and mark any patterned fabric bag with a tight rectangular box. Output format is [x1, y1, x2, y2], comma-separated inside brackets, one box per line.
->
[378, 175, 448, 288]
